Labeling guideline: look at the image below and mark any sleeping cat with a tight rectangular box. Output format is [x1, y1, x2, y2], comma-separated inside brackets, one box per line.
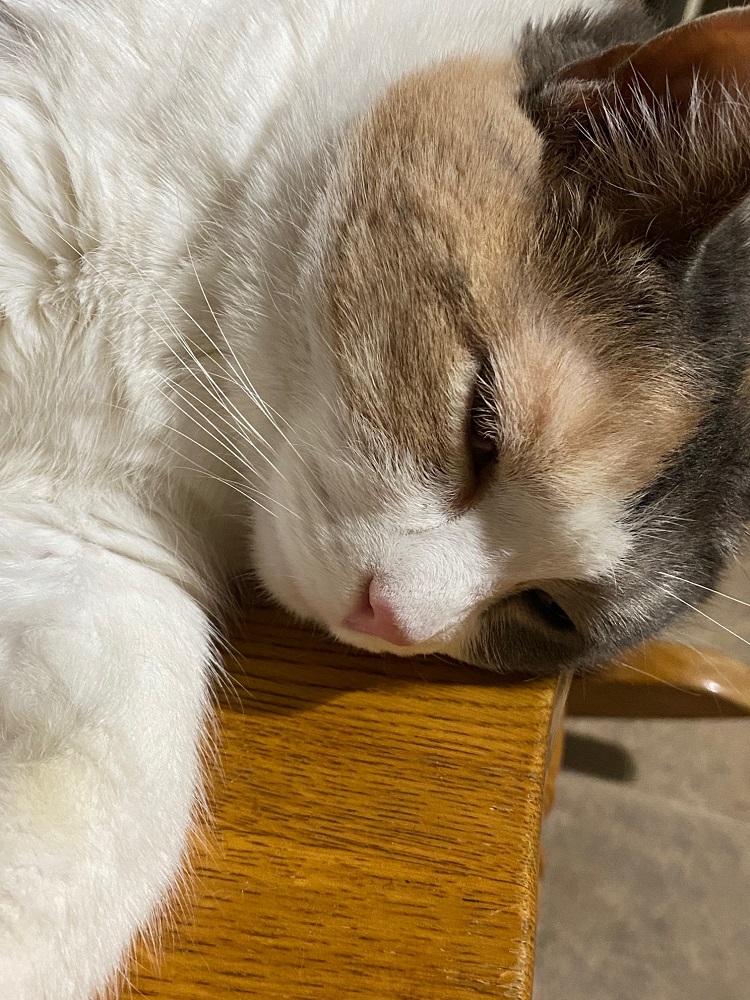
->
[1, 0, 749, 994]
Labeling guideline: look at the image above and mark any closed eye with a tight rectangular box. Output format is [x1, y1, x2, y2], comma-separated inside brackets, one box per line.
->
[468, 358, 498, 481]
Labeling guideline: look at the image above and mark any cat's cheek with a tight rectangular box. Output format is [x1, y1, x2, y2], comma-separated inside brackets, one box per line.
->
[249, 477, 347, 627]
[250, 506, 314, 619]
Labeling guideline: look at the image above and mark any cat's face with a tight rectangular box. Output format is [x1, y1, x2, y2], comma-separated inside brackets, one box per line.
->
[251, 22, 750, 673]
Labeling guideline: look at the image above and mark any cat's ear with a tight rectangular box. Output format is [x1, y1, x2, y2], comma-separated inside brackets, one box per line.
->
[532, 8, 750, 257]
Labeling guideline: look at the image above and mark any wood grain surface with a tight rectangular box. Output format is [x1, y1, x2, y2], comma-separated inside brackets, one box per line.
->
[128, 604, 562, 1000]
[569, 640, 750, 717]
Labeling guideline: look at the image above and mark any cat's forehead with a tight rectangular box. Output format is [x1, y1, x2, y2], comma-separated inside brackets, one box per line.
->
[323, 59, 542, 312]
[319, 58, 702, 498]
[320, 61, 538, 461]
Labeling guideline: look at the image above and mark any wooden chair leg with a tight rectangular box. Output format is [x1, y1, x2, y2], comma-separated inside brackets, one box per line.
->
[539, 676, 570, 877]
[542, 721, 565, 819]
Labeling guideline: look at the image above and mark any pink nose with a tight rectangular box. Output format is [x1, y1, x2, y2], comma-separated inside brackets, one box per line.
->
[343, 577, 414, 647]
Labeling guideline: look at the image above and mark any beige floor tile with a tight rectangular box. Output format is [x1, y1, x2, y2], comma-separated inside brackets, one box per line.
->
[535, 771, 750, 1000]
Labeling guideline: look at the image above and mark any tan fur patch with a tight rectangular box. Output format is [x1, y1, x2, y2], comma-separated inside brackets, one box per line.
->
[490, 308, 702, 498]
[321, 60, 540, 481]
[320, 57, 702, 508]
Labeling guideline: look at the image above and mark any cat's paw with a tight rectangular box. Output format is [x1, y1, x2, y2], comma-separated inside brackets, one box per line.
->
[0, 513, 214, 999]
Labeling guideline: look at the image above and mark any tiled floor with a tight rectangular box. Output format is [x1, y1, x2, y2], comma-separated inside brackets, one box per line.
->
[533, 553, 750, 1000]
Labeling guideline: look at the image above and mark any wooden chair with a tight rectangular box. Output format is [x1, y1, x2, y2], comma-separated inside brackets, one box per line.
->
[129, 604, 566, 999]
[568, 641, 750, 718]
[129, 613, 748, 1000]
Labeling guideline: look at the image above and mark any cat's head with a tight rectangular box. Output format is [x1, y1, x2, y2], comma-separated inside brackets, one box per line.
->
[251, 6, 750, 673]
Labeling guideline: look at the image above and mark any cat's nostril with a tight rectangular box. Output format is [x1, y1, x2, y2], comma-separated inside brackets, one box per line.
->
[343, 577, 414, 647]
[349, 576, 376, 620]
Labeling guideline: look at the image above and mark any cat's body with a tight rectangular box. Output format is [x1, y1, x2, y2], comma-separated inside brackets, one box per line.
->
[1, 0, 749, 995]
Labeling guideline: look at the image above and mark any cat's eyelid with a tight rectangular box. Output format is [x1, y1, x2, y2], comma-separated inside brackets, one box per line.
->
[467, 356, 499, 485]
[469, 354, 498, 440]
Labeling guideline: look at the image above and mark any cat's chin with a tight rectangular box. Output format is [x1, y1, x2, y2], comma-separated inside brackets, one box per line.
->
[330, 625, 466, 660]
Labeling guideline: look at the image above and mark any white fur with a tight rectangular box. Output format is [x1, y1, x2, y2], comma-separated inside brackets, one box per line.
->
[0, 0, 621, 995]
[0, 498, 213, 997]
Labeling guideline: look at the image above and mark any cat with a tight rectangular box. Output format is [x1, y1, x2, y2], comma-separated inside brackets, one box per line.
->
[1, 0, 749, 994]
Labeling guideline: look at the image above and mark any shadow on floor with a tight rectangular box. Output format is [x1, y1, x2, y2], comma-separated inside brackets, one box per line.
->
[562, 732, 637, 782]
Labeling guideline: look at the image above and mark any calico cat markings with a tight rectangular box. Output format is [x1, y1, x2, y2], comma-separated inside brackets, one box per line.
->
[1, 1, 750, 996]
[324, 55, 704, 492]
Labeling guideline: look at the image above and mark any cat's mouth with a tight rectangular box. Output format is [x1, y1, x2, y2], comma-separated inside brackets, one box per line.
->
[333, 623, 466, 658]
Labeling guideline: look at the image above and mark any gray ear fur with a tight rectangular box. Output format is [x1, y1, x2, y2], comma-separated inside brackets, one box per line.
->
[523, 8, 750, 258]
[518, 1, 659, 106]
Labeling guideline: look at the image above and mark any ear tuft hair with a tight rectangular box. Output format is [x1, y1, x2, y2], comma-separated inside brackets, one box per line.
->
[539, 79, 750, 254]
[525, 8, 750, 257]
[519, 1, 659, 106]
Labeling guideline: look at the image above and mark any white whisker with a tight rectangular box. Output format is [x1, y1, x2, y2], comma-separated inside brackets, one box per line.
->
[668, 592, 750, 649]
[663, 573, 750, 610]
[16, 195, 334, 519]
[656, 585, 748, 703]
[107, 399, 303, 522]
[160, 382, 271, 480]
[610, 656, 698, 695]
